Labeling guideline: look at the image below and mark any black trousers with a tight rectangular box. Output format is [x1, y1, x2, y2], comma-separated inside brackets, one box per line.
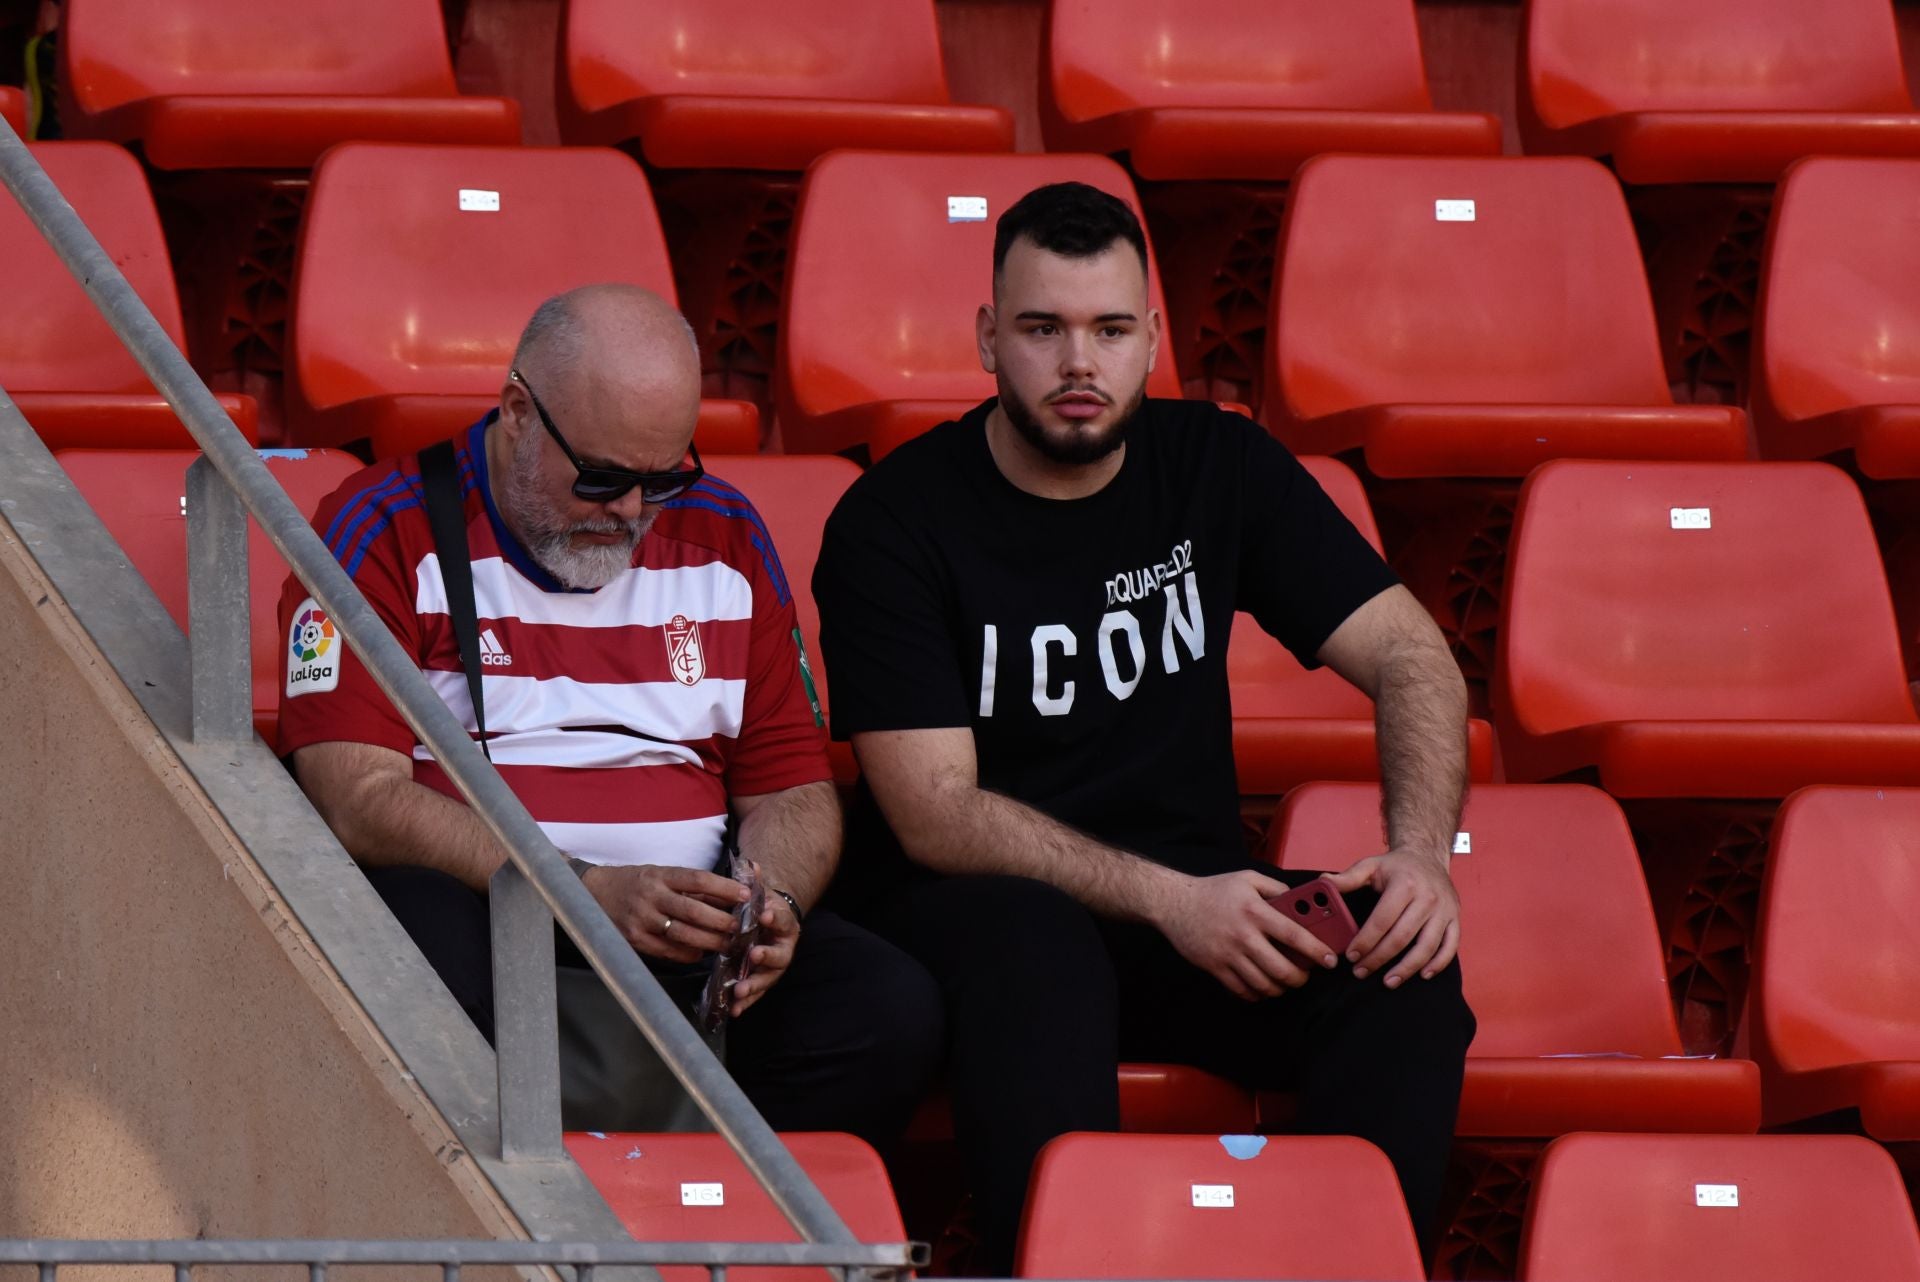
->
[858, 869, 1476, 1275]
[366, 865, 944, 1156]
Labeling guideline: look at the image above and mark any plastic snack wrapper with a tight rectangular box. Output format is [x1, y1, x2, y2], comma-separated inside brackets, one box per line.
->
[697, 851, 764, 1034]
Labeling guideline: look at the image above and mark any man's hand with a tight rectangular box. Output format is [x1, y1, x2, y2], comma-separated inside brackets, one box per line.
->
[1325, 851, 1460, 988]
[729, 894, 801, 1017]
[1152, 870, 1342, 1001]
[581, 865, 749, 965]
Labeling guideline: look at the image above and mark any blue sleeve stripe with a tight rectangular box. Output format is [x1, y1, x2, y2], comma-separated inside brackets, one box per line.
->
[342, 494, 424, 579]
[326, 469, 423, 564]
[664, 492, 793, 607]
[321, 467, 410, 553]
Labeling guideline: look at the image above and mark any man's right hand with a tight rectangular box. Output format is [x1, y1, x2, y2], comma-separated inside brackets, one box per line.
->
[1152, 870, 1341, 1001]
[580, 864, 750, 964]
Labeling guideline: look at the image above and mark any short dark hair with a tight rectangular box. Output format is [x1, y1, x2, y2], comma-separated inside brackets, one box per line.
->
[993, 182, 1149, 280]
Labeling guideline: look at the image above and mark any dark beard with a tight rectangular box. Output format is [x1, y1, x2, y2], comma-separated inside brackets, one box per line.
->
[1000, 378, 1146, 465]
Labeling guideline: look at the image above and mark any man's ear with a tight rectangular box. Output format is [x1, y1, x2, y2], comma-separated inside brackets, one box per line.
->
[976, 303, 998, 374]
[1146, 306, 1163, 374]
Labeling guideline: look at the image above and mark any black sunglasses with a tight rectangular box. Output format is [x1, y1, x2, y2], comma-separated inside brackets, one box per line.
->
[510, 369, 705, 504]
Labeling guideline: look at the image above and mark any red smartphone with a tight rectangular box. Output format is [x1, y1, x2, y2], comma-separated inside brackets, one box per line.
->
[1269, 876, 1359, 960]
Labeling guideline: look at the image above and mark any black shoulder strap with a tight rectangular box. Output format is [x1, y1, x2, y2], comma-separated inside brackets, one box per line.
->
[418, 441, 490, 761]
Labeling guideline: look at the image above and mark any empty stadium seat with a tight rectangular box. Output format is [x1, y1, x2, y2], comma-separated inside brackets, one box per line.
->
[55, 447, 363, 743]
[287, 143, 757, 457]
[564, 1131, 908, 1282]
[1041, 0, 1500, 181]
[1, 85, 24, 136]
[706, 455, 861, 784]
[1229, 457, 1494, 792]
[1015, 1133, 1424, 1280]
[57, 0, 520, 169]
[1493, 460, 1920, 796]
[777, 150, 1186, 458]
[557, 0, 1011, 169]
[1518, 1132, 1920, 1280]
[1265, 155, 1748, 476]
[1751, 785, 1920, 1138]
[1521, 0, 1920, 184]
[2, 141, 257, 447]
[1265, 781, 1761, 1136]
[1752, 157, 1920, 478]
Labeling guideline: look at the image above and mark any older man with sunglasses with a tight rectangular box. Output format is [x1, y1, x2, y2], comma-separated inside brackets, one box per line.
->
[277, 284, 942, 1144]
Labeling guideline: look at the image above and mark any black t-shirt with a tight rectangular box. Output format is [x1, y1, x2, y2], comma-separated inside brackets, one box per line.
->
[813, 397, 1397, 898]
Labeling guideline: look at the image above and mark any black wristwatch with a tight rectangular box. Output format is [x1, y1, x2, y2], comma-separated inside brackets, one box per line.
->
[770, 887, 804, 925]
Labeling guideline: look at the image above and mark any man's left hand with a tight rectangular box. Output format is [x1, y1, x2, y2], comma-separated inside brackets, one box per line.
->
[728, 894, 801, 1016]
[1324, 850, 1460, 988]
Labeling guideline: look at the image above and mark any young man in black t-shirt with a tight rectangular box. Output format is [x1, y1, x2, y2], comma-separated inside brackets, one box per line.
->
[812, 183, 1476, 1271]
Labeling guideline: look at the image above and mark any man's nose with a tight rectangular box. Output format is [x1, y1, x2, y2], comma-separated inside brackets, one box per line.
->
[606, 486, 650, 524]
[1059, 329, 1097, 379]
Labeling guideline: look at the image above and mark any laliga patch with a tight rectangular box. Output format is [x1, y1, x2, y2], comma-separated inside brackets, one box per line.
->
[286, 598, 342, 697]
[665, 614, 706, 686]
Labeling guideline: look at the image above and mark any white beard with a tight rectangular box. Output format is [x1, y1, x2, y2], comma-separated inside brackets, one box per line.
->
[501, 427, 646, 590]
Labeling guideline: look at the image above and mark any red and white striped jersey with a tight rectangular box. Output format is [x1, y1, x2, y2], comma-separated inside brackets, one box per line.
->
[278, 416, 829, 870]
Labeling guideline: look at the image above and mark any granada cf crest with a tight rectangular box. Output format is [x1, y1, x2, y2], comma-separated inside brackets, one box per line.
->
[665, 614, 706, 686]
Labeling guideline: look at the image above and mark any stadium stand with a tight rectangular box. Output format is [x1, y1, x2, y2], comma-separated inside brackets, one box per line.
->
[1517, 1132, 1920, 1280]
[775, 150, 1186, 458]
[1229, 457, 1495, 795]
[55, 0, 520, 169]
[701, 455, 861, 785]
[563, 1131, 908, 1282]
[1040, 0, 1500, 180]
[1519, 0, 1920, 184]
[1264, 781, 1761, 1136]
[1, 141, 257, 447]
[0, 85, 23, 136]
[53, 447, 364, 744]
[1264, 155, 1750, 476]
[1493, 460, 1920, 797]
[1015, 1133, 1424, 1280]
[286, 142, 758, 458]
[1752, 156, 1920, 478]
[557, 0, 1012, 168]
[1751, 785, 1920, 1139]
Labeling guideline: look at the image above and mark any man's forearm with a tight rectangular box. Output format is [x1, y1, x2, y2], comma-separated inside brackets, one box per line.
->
[1374, 640, 1470, 863]
[735, 781, 841, 910]
[310, 767, 510, 890]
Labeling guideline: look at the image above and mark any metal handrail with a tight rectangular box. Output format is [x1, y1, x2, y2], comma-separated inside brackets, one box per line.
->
[0, 119, 857, 1249]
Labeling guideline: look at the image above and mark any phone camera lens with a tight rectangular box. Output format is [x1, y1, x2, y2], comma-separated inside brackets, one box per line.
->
[1293, 901, 1310, 916]
[1312, 892, 1328, 907]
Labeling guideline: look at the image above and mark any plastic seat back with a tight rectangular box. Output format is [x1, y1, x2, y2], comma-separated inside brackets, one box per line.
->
[1497, 460, 1913, 736]
[1225, 456, 1378, 719]
[1015, 1132, 1423, 1280]
[1, 86, 24, 135]
[289, 143, 678, 427]
[1755, 786, 1920, 1072]
[1525, 0, 1913, 131]
[55, 448, 365, 741]
[779, 150, 1184, 432]
[564, 0, 957, 115]
[1519, 1132, 1920, 1281]
[1267, 781, 1682, 1058]
[1, 142, 187, 396]
[62, 0, 463, 114]
[1271, 155, 1671, 425]
[564, 1131, 906, 1282]
[1048, 0, 1437, 121]
[1758, 157, 1920, 425]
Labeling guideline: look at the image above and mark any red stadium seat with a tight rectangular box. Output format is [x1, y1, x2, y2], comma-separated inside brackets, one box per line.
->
[705, 455, 861, 783]
[1493, 460, 1920, 796]
[1752, 157, 1920, 478]
[1521, 0, 1920, 184]
[1015, 1133, 1424, 1280]
[1265, 782, 1761, 1136]
[1041, 0, 1499, 181]
[558, 0, 1011, 169]
[1228, 457, 1494, 792]
[57, 0, 519, 169]
[1265, 155, 1748, 476]
[287, 143, 757, 457]
[564, 1132, 908, 1282]
[778, 150, 1185, 458]
[1518, 1132, 1920, 1281]
[1751, 786, 1920, 1139]
[2, 142, 256, 447]
[54, 447, 363, 743]
[1, 85, 24, 136]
